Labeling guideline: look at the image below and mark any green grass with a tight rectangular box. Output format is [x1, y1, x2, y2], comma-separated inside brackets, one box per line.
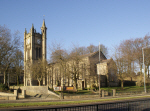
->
[97, 86, 150, 92]
[1, 95, 150, 108]
[116, 86, 150, 92]
[57, 86, 150, 95]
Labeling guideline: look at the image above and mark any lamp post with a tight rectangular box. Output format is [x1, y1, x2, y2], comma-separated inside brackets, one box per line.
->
[142, 45, 150, 93]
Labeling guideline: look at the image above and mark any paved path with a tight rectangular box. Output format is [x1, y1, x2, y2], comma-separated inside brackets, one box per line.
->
[0, 94, 150, 111]
[1, 97, 150, 111]
[0, 93, 150, 104]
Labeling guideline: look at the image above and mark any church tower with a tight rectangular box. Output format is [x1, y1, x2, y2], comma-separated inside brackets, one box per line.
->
[24, 20, 47, 86]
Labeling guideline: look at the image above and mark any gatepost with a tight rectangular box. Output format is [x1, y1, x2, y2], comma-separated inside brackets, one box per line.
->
[102, 90, 105, 97]
[22, 90, 26, 98]
[14, 90, 17, 96]
[112, 89, 116, 97]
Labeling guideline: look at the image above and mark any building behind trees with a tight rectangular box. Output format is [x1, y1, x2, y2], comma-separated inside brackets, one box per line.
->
[23, 21, 118, 89]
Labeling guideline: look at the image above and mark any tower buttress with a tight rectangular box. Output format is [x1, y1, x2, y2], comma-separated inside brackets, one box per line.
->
[31, 24, 35, 61]
[41, 20, 47, 60]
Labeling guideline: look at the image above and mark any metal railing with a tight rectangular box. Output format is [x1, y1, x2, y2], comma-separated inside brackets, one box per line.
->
[14, 98, 150, 111]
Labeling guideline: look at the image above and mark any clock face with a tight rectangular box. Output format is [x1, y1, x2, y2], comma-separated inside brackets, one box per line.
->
[27, 38, 30, 44]
[37, 39, 41, 44]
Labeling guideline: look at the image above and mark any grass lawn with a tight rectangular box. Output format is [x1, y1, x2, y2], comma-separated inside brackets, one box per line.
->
[58, 86, 150, 95]
[101, 86, 150, 90]
[110, 86, 150, 92]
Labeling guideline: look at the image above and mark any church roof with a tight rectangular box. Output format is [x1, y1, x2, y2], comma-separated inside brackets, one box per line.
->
[98, 58, 114, 64]
[80, 51, 97, 58]
[81, 51, 107, 59]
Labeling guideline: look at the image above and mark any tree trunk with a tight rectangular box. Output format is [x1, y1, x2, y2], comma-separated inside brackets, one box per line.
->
[3, 65, 9, 85]
[148, 66, 149, 78]
[68, 76, 69, 86]
[38, 80, 41, 86]
[17, 75, 19, 86]
[8, 73, 9, 87]
[74, 78, 77, 91]
[140, 64, 142, 76]
[3, 71, 8, 85]
[121, 80, 124, 89]
[4, 71, 6, 84]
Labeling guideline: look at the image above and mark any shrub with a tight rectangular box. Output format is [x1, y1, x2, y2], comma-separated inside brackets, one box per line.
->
[0, 84, 9, 91]
[92, 84, 98, 91]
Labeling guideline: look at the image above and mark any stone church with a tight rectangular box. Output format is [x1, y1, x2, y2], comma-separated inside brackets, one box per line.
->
[24, 20, 118, 88]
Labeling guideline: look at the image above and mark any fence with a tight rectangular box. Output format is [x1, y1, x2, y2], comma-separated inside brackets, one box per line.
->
[14, 98, 150, 111]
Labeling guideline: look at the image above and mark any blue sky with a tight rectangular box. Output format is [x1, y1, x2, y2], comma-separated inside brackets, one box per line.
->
[1, 0, 150, 59]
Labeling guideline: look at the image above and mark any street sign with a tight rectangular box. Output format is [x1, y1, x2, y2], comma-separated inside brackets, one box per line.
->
[54, 86, 61, 91]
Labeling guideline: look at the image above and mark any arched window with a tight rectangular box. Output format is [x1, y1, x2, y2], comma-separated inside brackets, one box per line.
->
[27, 80, 30, 86]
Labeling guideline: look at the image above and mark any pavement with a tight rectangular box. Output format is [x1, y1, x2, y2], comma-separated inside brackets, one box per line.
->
[0, 94, 150, 111]
[0, 93, 150, 104]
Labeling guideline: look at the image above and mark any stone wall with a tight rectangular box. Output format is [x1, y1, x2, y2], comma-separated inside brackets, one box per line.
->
[0, 90, 18, 100]
[64, 95, 99, 99]
[10, 86, 48, 95]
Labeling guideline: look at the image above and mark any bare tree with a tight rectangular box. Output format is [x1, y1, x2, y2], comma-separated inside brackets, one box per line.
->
[86, 44, 98, 53]
[30, 59, 47, 86]
[142, 36, 150, 78]
[67, 46, 86, 90]
[0, 25, 21, 85]
[86, 44, 108, 57]
[49, 42, 69, 87]
[11, 49, 23, 85]
[77, 46, 87, 55]
[119, 39, 136, 81]
[112, 36, 150, 88]
[49, 42, 108, 90]
[111, 46, 127, 89]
